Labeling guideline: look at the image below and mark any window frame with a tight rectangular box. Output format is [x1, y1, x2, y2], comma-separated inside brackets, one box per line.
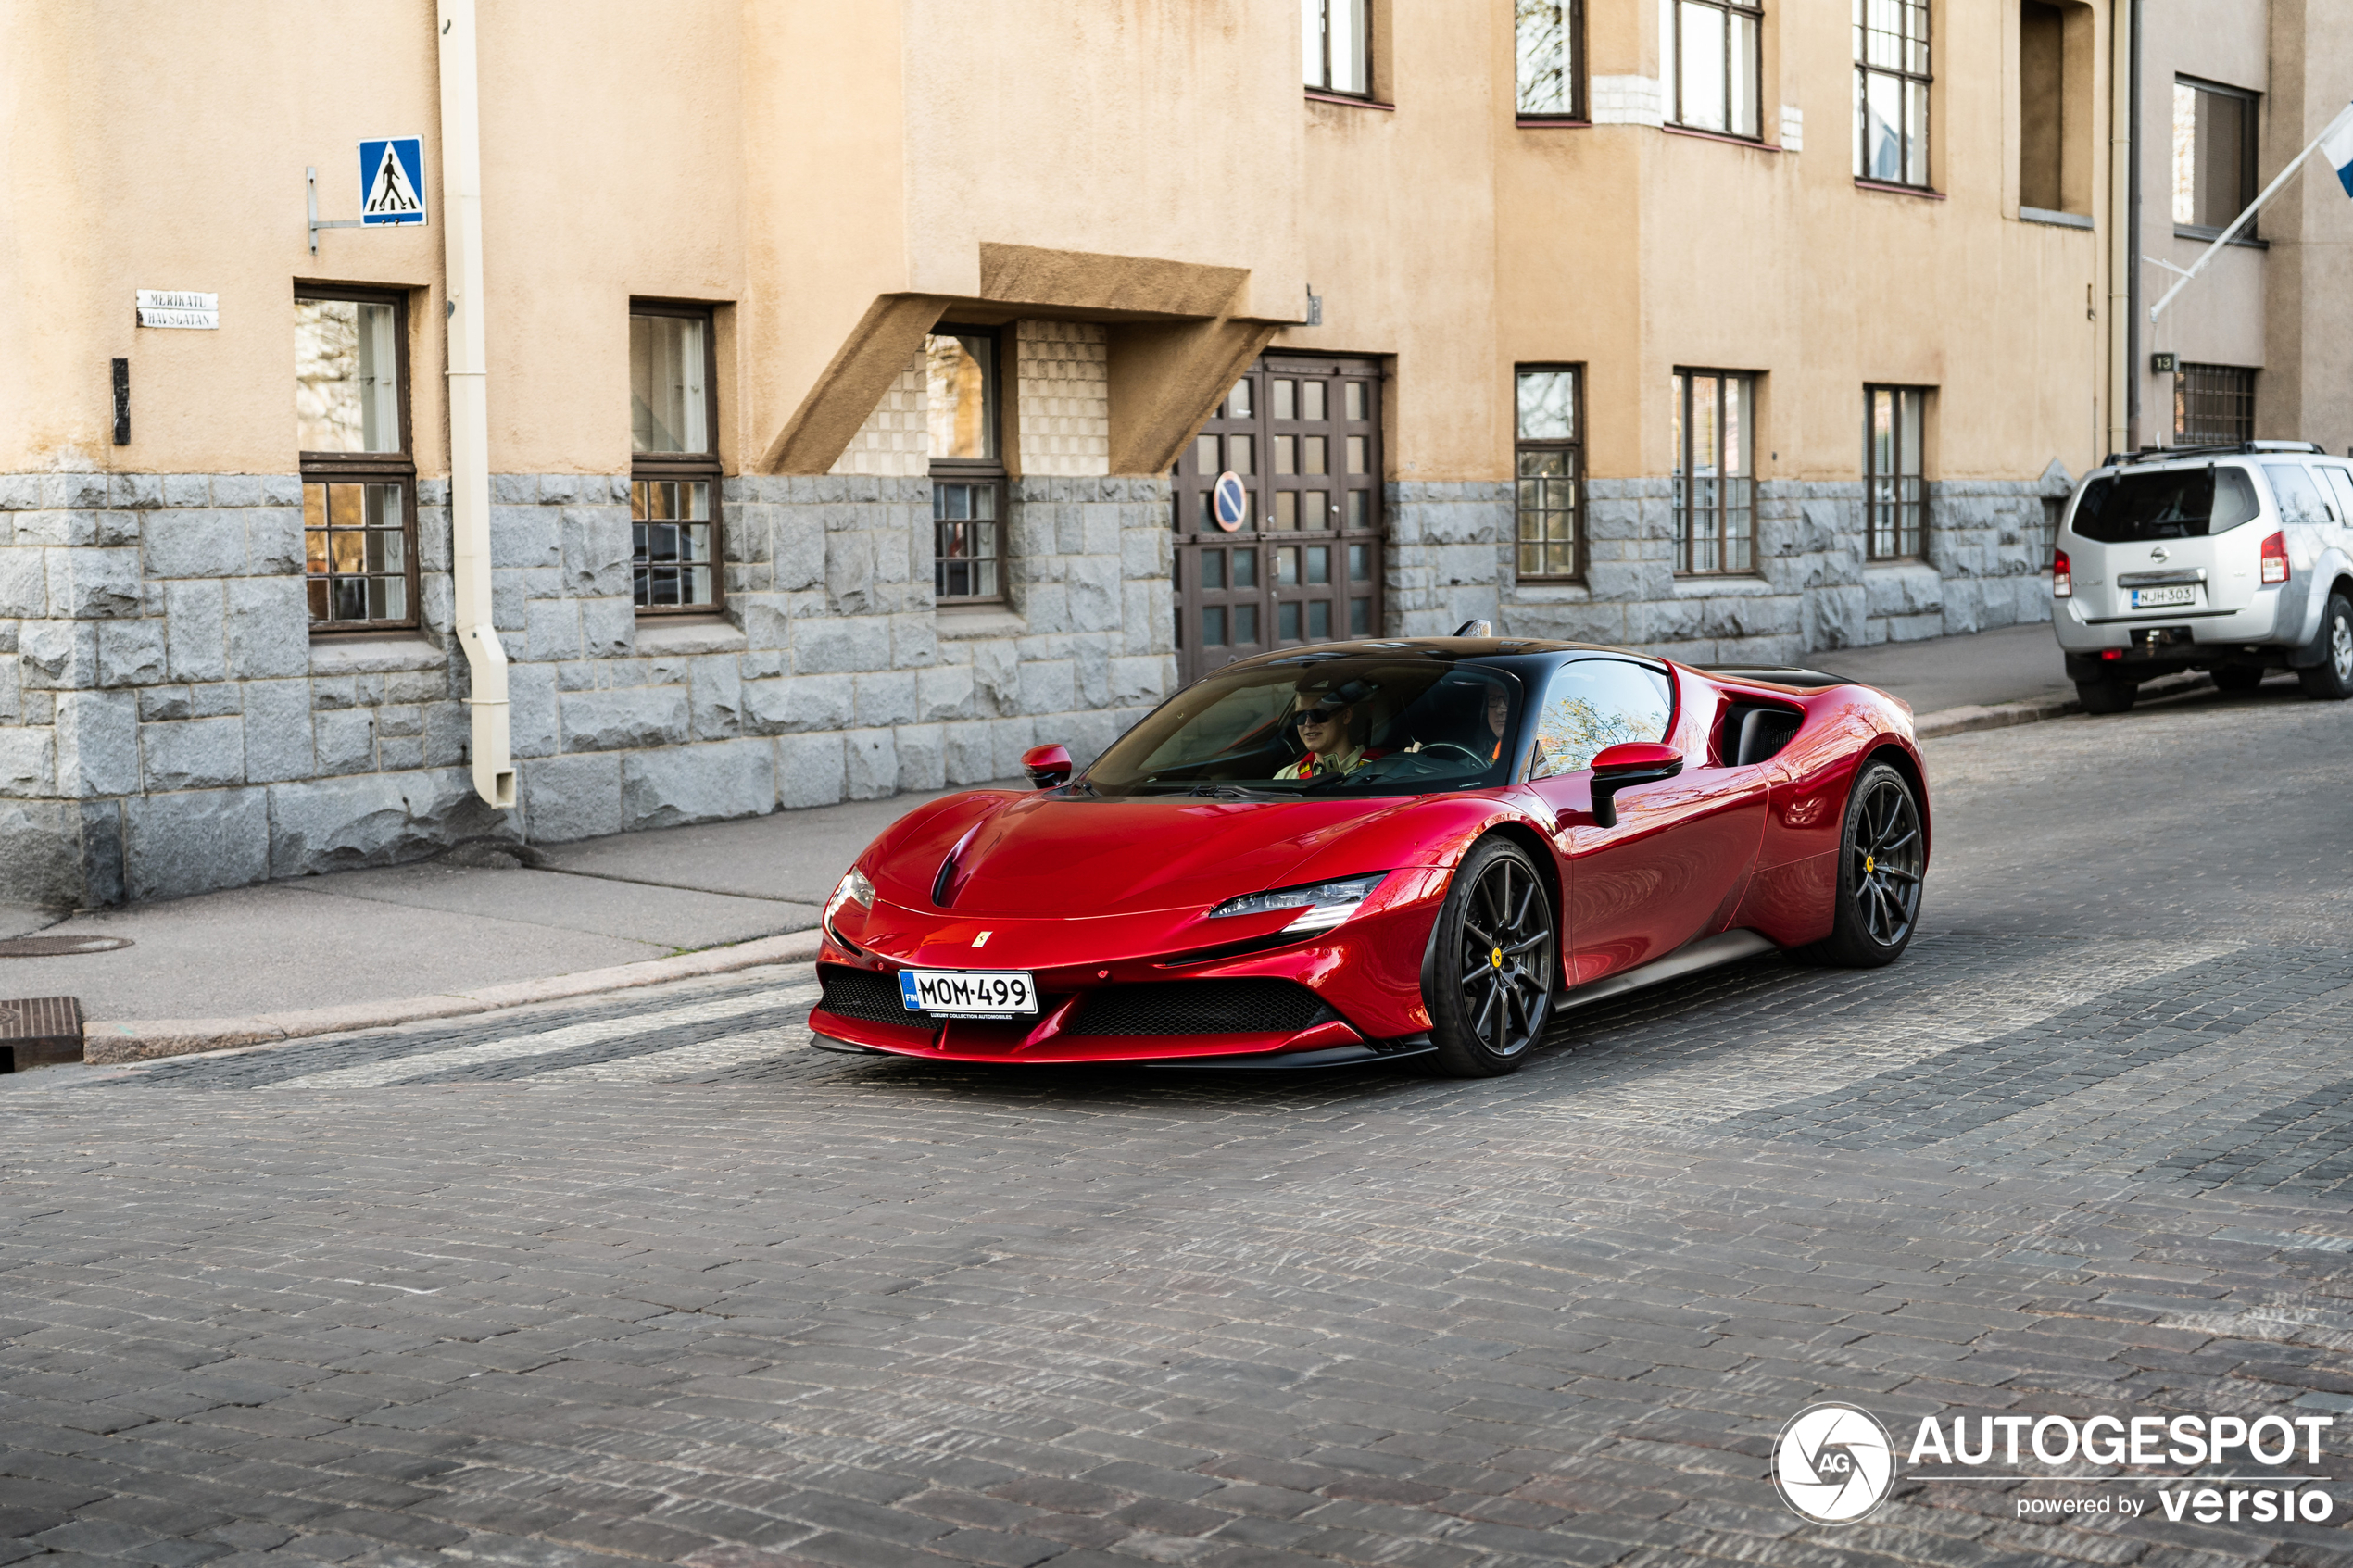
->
[1854, 0, 1932, 189]
[296, 283, 421, 636]
[1671, 369, 1758, 577]
[928, 322, 1009, 608]
[1514, 0, 1586, 122]
[1863, 384, 1929, 561]
[1302, 0, 1374, 101]
[1668, 0, 1766, 142]
[1514, 363, 1585, 583]
[2173, 362, 2257, 447]
[628, 298, 725, 618]
[2172, 75, 2261, 242]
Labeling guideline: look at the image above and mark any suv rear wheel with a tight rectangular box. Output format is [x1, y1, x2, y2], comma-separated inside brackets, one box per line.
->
[2212, 665, 2265, 694]
[2075, 677, 2137, 715]
[2298, 592, 2353, 701]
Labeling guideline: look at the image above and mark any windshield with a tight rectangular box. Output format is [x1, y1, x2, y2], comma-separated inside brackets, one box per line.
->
[1084, 657, 1527, 798]
[2070, 465, 2260, 543]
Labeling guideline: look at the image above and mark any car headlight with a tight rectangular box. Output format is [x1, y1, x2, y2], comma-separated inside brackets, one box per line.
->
[1208, 872, 1389, 933]
[825, 867, 875, 928]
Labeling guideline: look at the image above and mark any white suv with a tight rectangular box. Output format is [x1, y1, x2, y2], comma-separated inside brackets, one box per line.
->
[2051, 441, 2353, 712]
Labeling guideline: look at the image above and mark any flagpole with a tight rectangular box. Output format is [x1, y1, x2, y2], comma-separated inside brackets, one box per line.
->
[2150, 98, 2353, 323]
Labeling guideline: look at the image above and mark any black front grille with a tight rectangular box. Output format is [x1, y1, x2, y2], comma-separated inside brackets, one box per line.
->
[816, 964, 913, 1025]
[1075, 980, 1337, 1036]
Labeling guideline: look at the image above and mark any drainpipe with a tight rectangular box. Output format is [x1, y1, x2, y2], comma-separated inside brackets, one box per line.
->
[2106, 0, 2134, 458]
[2123, 0, 2142, 450]
[437, 0, 514, 809]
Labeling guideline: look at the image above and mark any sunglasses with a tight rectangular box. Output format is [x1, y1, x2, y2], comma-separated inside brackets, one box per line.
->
[1290, 709, 1340, 727]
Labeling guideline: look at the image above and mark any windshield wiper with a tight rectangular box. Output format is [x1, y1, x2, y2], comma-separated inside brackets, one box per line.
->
[1188, 783, 1275, 799]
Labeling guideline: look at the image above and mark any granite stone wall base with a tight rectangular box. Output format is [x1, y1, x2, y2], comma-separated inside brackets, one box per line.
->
[0, 470, 1178, 907]
[1498, 474, 2066, 664]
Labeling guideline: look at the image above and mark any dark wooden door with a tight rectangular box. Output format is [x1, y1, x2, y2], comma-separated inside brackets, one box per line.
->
[1172, 355, 1383, 685]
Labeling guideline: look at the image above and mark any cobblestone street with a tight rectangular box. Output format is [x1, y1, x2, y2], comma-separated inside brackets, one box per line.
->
[4, 689, 2352, 1568]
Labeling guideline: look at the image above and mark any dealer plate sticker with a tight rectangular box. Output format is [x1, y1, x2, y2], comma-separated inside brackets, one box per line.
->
[900, 969, 1038, 1016]
[2131, 584, 2199, 608]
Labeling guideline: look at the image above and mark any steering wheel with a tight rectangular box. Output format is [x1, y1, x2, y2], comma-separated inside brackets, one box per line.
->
[1411, 743, 1489, 769]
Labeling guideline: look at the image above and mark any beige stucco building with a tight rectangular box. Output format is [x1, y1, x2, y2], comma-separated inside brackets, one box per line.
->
[3, 0, 2319, 909]
[2134, 0, 2353, 455]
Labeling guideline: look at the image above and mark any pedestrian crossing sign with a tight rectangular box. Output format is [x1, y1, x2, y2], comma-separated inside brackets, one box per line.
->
[358, 137, 426, 227]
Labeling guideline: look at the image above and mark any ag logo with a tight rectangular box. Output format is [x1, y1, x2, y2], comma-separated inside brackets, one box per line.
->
[1773, 1402, 1895, 1524]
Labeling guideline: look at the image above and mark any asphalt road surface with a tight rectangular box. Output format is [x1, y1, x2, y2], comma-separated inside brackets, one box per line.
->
[3, 678, 2351, 1568]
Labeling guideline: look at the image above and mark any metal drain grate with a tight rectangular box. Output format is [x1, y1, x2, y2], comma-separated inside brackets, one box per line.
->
[0, 996, 84, 1071]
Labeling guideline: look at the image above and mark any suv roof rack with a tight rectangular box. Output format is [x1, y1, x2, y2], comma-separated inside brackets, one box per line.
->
[2101, 440, 2326, 467]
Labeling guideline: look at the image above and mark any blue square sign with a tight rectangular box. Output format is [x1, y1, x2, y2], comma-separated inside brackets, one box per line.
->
[359, 137, 427, 227]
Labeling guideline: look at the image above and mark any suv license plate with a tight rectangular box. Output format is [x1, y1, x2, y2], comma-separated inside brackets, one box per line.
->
[900, 969, 1038, 1017]
[2131, 585, 2198, 608]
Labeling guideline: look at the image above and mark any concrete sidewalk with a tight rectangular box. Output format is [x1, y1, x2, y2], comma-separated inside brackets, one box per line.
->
[0, 621, 2086, 1052]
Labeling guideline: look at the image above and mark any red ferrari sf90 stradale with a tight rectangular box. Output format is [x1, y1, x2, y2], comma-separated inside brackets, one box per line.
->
[812, 633, 1928, 1078]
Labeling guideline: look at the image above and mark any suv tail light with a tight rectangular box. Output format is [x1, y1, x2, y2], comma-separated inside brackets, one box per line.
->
[2260, 531, 2290, 584]
[2051, 548, 2071, 598]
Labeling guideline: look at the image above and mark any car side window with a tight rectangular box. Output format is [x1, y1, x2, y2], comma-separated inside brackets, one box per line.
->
[2263, 464, 2329, 528]
[2318, 466, 2353, 527]
[1529, 659, 1673, 780]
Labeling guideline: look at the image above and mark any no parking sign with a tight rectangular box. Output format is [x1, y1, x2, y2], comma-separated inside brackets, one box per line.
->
[1212, 470, 1248, 532]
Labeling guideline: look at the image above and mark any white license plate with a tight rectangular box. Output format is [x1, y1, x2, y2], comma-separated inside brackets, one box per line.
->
[2131, 585, 2199, 608]
[899, 969, 1038, 1017]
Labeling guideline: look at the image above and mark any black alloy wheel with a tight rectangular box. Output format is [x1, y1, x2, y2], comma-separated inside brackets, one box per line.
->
[2298, 592, 2353, 701]
[1805, 761, 1924, 969]
[1426, 837, 1556, 1077]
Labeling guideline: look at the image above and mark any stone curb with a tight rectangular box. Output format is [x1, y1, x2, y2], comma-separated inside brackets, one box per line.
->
[1911, 671, 2210, 740]
[81, 930, 825, 1064]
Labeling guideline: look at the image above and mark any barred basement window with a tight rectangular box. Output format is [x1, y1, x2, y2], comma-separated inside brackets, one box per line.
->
[2174, 363, 2256, 446]
[1864, 384, 1927, 559]
[296, 287, 419, 631]
[1515, 366, 1583, 580]
[1673, 370, 1756, 574]
[929, 327, 1006, 603]
[630, 303, 723, 613]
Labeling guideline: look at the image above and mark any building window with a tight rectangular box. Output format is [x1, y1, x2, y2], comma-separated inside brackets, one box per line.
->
[1515, 367, 1582, 580]
[1516, 0, 1583, 119]
[296, 288, 417, 631]
[630, 304, 722, 613]
[1864, 386, 1927, 559]
[1302, 0, 1370, 96]
[929, 328, 1004, 603]
[1672, 370, 1755, 575]
[1856, 0, 1930, 185]
[1668, 0, 1762, 139]
[2019, 1, 2090, 216]
[2174, 363, 2256, 446]
[2173, 77, 2259, 235]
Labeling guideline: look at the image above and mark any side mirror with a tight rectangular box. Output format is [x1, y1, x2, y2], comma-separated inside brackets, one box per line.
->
[1588, 742, 1682, 829]
[1021, 743, 1073, 790]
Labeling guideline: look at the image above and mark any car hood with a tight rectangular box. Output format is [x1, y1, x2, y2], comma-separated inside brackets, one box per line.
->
[882, 792, 1432, 918]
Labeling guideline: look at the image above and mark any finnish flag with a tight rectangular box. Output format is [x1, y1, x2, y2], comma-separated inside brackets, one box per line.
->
[2325, 108, 2353, 199]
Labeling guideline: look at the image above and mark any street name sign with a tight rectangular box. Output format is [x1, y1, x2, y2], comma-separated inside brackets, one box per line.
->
[135, 290, 218, 329]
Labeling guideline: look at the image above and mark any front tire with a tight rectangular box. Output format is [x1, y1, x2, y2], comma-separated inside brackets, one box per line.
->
[2297, 593, 2353, 701]
[2076, 677, 2137, 714]
[1425, 838, 1556, 1078]
[1804, 762, 1924, 969]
